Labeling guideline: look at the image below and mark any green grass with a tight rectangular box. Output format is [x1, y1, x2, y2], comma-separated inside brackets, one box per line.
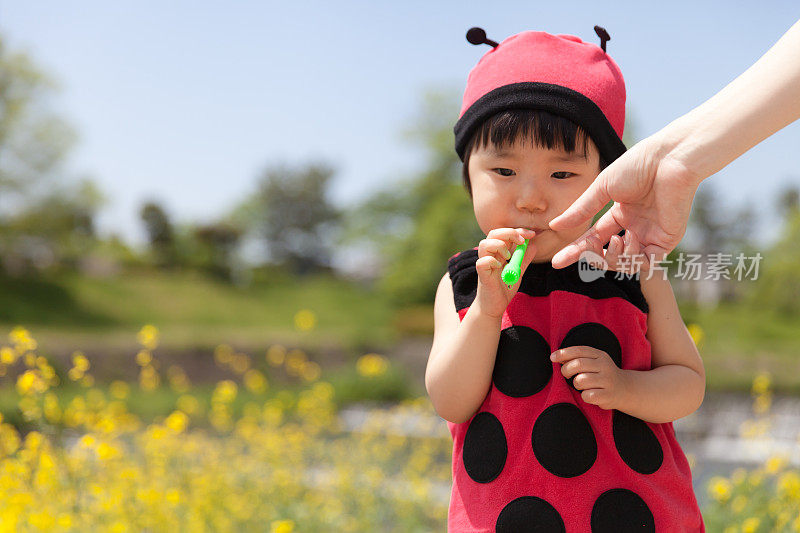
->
[0, 269, 399, 355]
[2, 268, 800, 396]
[680, 301, 800, 394]
[0, 364, 421, 434]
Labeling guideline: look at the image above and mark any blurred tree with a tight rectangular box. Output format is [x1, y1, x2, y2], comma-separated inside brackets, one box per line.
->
[0, 33, 108, 275]
[193, 222, 243, 281]
[0, 35, 77, 215]
[2, 178, 105, 273]
[139, 200, 178, 268]
[750, 208, 800, 316]
[339, 88, 481, 306]
[687, 181, 756, 254]
[237, 160, 341, 276]
[776, 181, 799, 220]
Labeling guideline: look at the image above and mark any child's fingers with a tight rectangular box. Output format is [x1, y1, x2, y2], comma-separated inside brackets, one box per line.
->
[479, 238, 513, 264]
[487, 227, 537, 251]
[603, 234, 623, 270]
[475, 255, 504, 283]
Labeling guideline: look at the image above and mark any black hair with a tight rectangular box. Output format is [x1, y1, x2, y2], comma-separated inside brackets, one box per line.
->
[460, 109, 609, 198]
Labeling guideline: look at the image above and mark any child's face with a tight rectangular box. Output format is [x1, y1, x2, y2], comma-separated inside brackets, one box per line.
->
[468, 136, 602, 263]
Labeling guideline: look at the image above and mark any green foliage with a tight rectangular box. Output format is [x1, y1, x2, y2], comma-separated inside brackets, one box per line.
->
[688, 181, 755, 254]
[0, 269, 397, 350]
[749, 209, 800, 315]
[0, 34, 108, 275]
[139, 201, 178, 268]
[340, 88, 483, 306]
[235, 160, 342, 275]
[327, 362, 417, 408]
[702, 467, 800, 532]
[379, 181, 480, 306]
[192, 222, 243, 281]
[0, 35, 76, 197]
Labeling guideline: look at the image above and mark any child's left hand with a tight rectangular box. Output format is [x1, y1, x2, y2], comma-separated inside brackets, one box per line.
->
[550, 346, 628, 410]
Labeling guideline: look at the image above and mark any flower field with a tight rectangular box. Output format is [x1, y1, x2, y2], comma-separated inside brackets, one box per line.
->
[0, 323, 797, 531]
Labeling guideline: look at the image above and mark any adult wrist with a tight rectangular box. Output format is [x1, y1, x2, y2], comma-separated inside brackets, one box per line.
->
[650, 117, 710, 188]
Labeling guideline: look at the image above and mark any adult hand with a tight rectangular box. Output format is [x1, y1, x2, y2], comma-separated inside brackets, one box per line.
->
[549, 17, 800, 269]
[548, 135, 702, 269]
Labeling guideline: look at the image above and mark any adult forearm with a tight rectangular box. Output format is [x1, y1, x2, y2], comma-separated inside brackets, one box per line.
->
[663, 18, 800, 181]
[615, 365, 706, 424]
[425, 303, 502, 424]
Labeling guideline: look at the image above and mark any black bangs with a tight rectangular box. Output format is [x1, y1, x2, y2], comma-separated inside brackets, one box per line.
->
[460, 109, 607, 198]
[473, 109, 590, 157]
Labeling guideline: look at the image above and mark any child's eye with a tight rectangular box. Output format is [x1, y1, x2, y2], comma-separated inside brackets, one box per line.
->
[493, 168, 515, 177]
[551, 171, 574, 179]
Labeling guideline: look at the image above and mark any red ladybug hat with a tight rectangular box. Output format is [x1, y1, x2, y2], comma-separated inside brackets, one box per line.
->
[454, 26, 627, 164]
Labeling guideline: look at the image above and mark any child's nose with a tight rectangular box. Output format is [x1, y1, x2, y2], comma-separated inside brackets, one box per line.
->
[515, 184, 547, 213]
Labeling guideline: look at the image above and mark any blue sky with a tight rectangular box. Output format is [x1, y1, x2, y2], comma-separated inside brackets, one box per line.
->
[3, 1, 800, 253]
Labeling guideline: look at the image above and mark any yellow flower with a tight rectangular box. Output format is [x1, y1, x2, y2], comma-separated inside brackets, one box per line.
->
[16, 370, 46, 395]
[177, 395, 200, 415]
[285, 349, 307, 377]
[708, 476, 733, 503]
[214, 344, 234, 366]
[165, 488, 181, 505]
[135, 349, 152, 366]
[293, 309, 317, 331]
[9, 326, 37, 351]
[356, 353, 389, 378]
[72, 351, 90, 372]
[136, 324, 159, 350]
[751, 372, 771, 396]
[301, 361, 321, 382]
[244, 370, 268, 394]
[741, 517, 760, 533]
[271, 520, 295, 533]
[96, 442, 119, 460]
[231, 352, 251, 374]
[110, 380, 130, 399]
[165, 411, 189, 434]
[212, 380, 238, 404]
[765, 454, 788, 474]
[0, 346, 17, 364]
[753, 393, 771, 414]
[266, 345, 286, 366]
[777, 471, 800, 499]
[686, 323, 704, 347]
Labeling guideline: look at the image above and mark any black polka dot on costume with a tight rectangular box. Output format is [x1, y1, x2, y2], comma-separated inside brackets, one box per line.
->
[559, 323, 622, 391]
[463, 412, 508, 483]
[496, 496, 566, 533]
[591, 488, 655, 532]
[612, 410, 663, 475]
[531, 403, 597, 477]
[493, 326, 552, 397]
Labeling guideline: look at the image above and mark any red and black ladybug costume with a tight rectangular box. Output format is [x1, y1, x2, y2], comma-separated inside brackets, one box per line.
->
[445, 27, 705, 532]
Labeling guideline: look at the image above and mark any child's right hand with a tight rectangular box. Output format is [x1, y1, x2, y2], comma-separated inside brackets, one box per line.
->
[475, 227, 538, 318]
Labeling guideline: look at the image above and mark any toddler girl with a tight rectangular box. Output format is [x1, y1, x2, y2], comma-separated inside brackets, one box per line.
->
[425, 26, 706, 532]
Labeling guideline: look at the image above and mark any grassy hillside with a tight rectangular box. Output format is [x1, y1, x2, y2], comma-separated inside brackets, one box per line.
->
[1, 269, 799, 394]
[0, 268, 400, 356]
